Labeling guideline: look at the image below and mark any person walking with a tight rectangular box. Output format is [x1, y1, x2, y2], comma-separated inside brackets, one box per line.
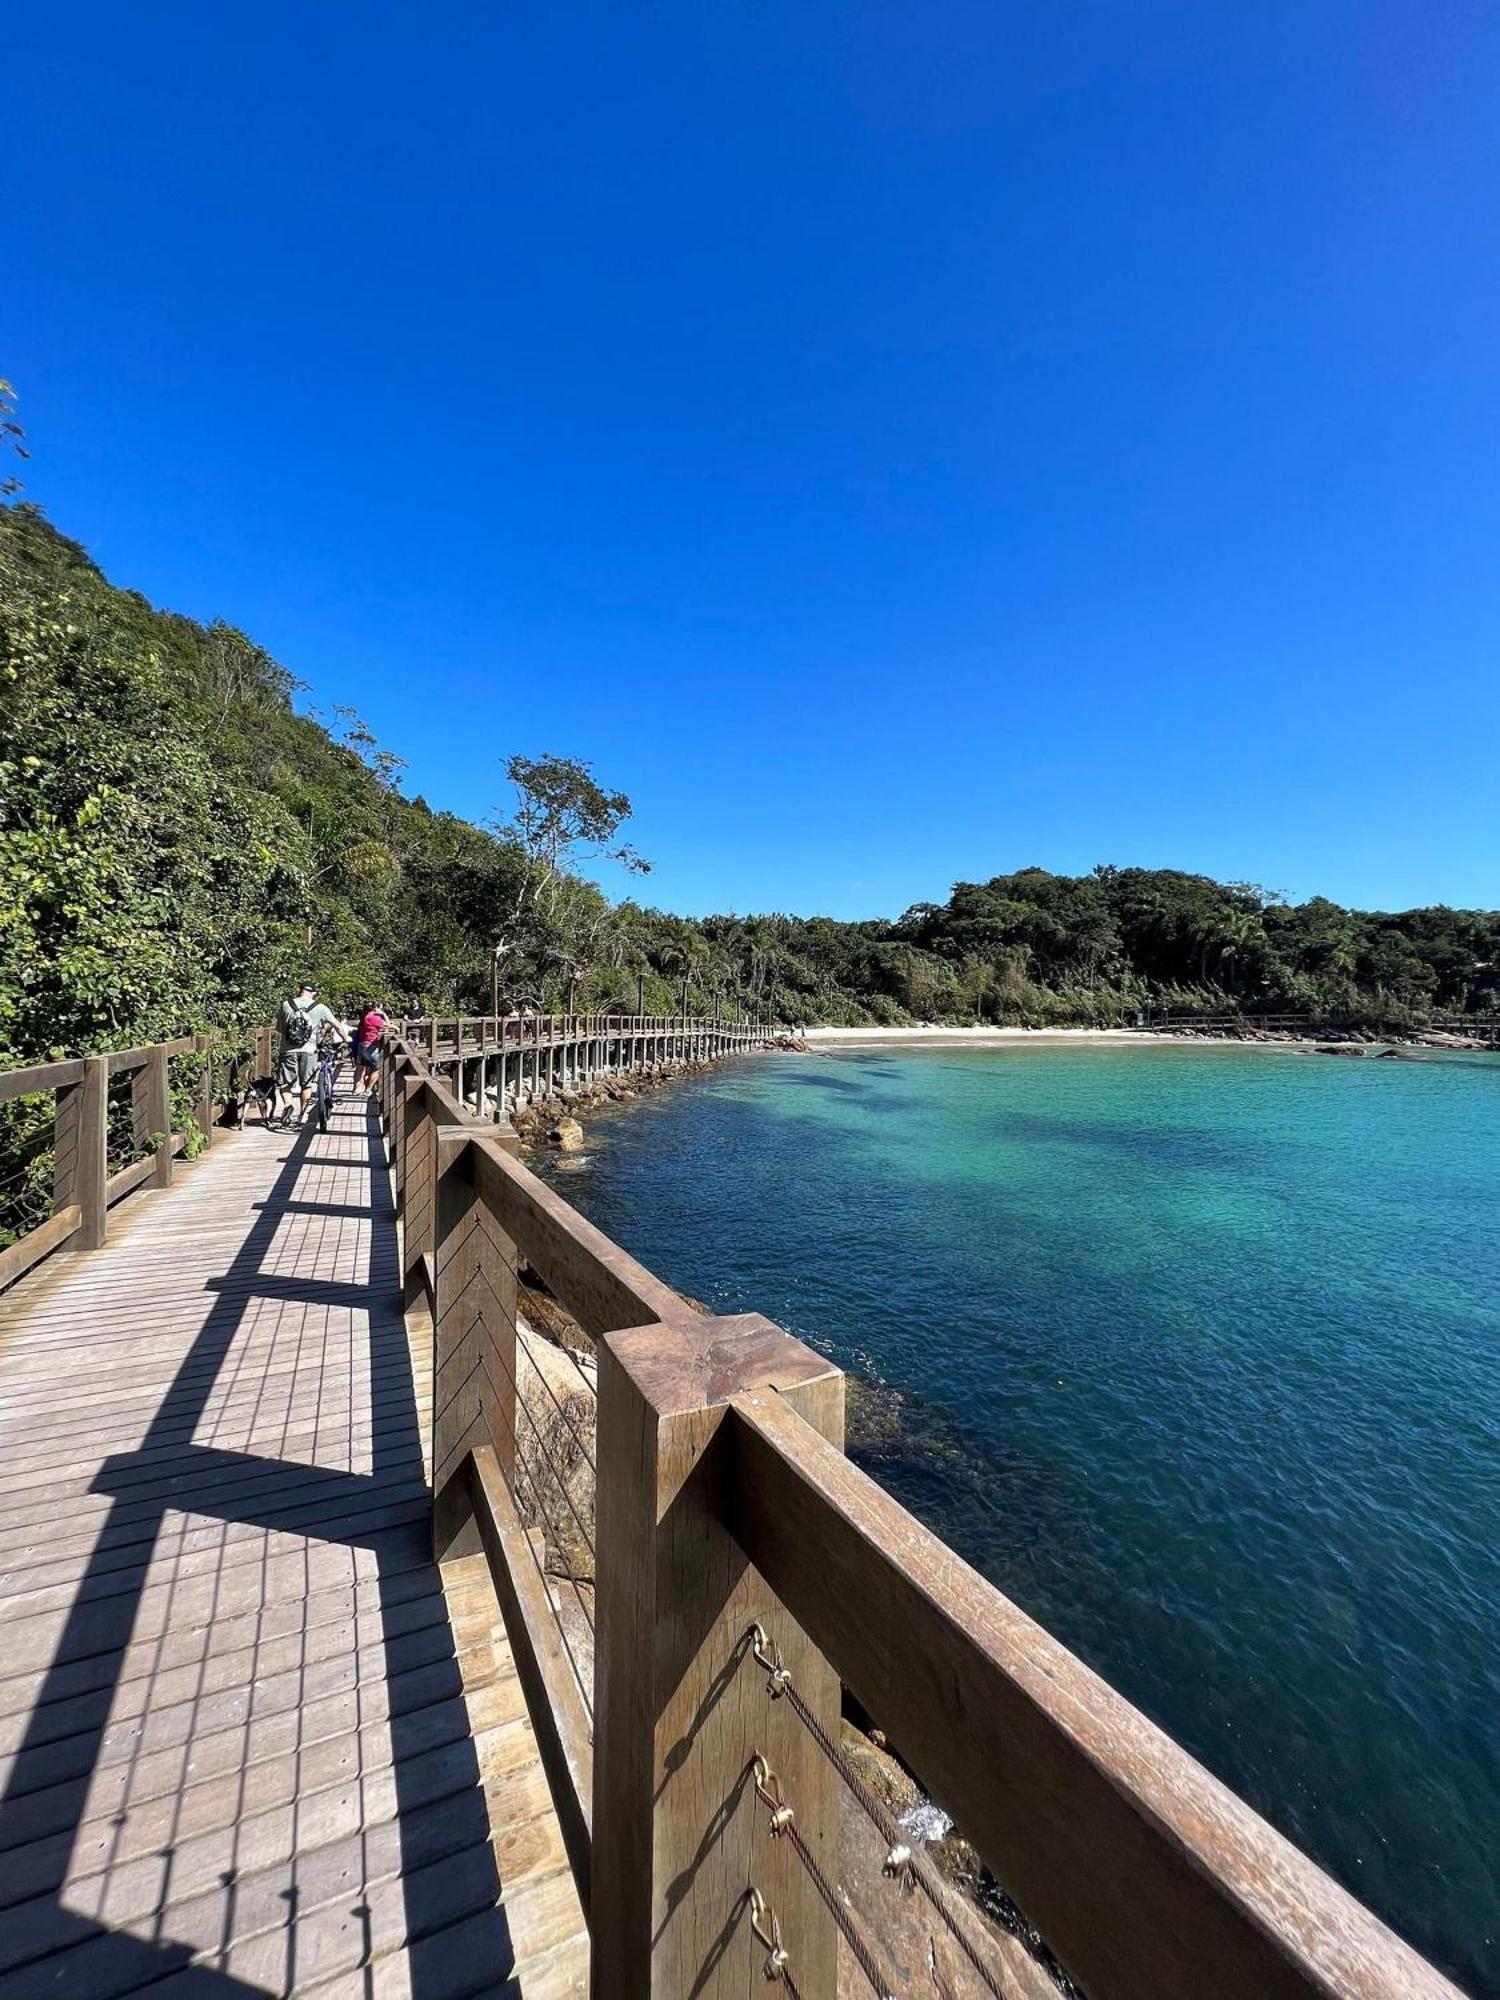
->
[275, 980, 348, 1127]
[354, 1000, 387, 1096]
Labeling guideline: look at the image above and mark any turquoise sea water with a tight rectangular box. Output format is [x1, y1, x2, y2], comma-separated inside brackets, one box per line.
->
[537, 1044, 1500, 1993]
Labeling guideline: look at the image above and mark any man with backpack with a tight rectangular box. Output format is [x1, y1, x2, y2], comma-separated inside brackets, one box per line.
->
[275, 981, 348, 1127]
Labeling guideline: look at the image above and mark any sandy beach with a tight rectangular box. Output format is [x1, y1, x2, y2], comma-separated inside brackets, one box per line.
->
[802, 1023, 1234, 1045]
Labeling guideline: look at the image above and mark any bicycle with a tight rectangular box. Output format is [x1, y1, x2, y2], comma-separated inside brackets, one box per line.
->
[315, 1034, 343, 1134]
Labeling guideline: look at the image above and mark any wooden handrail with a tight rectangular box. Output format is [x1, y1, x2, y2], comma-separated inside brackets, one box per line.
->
[725, 1388, 1461, 2000]
[0, 1058, 84, 1104]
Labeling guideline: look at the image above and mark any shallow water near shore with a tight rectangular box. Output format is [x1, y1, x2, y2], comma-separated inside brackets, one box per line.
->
[537, 1043, 1500, 1993]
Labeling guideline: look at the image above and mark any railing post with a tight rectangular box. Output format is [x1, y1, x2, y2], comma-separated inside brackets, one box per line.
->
[386, 1052, 405, 1188]
[150, 1046, 174, 1186]
[400, 1078, 435, 1312]
[53, 1054, 108, 1251]
[431, 1128, 520, 1559]
[132, 1046, 173, 1188]
[591, 1315, 845, 2000]
[193, 1033, 215, 1149]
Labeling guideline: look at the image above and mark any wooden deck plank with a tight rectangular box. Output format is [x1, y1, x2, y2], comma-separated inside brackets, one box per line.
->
[0, 1092, 587, 1997]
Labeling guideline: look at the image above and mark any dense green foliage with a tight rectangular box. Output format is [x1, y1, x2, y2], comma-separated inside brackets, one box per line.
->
[1, 504, 534, 1061]
[3, 503, 1496, 1075]
[687, 872, 1500, 1027]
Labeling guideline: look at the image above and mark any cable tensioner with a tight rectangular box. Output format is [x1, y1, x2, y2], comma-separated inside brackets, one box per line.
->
[752, 1753, 796, 1836]
[749, 1621, 793, 1698]
[747, 1887, 790, 1981]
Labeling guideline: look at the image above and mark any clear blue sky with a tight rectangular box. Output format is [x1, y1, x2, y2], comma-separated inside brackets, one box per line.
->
[7, 2, 1498, 919]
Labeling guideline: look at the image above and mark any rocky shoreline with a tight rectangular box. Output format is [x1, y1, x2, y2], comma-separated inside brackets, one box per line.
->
[1179, 1026, 1498, 1059]
[509, 1035, 807, 1152]
[502, 1032, 1493, 1157]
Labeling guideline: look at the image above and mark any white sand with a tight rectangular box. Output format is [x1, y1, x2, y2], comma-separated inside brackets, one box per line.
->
[799, 1024, 1291, 1048]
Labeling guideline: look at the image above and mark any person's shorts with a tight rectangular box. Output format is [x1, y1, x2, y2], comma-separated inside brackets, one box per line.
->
[357, 1043, 381, 1070]
[277, 1047, 317, 1090]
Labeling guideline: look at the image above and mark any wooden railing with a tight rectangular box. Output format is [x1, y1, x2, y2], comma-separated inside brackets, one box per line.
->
[378, 1033, 1465, 2000]
[1141, 1008, 1500, 1043]
[0, 1029, 251, 1293]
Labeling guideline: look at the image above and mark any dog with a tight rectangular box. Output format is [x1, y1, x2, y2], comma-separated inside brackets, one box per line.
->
[221, 1057, 281, 1129]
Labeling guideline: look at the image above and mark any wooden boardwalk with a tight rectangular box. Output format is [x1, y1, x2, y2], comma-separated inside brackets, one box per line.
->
[0, 1092, 587, 1999]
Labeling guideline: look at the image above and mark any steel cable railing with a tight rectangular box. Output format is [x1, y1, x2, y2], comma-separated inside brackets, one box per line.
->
[751, 1752, 900, 1999]
[514, 1317, 597, 1476]
[476, 1313, 599, 1722]
[477, 1325, 597, 1713]
[745, 1621, 1080, 2000]
[0, 1076, 71, 1256]
[511, 1382, 598, 1583]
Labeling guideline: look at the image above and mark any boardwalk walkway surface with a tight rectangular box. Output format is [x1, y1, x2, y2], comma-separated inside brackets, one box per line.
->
[0, 1093, 588, 2000]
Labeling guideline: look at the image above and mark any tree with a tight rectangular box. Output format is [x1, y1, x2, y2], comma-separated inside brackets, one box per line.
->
[488, 754, 650, 1005]
[0, 380, 28, 497]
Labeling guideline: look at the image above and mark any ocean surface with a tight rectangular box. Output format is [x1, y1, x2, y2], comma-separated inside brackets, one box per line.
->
[535, 1042, 1500, 1993]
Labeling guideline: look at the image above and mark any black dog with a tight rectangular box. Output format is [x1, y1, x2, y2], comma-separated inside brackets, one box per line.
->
[221, 1057, 280, 1129]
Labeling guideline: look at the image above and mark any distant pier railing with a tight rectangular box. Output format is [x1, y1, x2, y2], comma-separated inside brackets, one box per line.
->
[379, 1027, 1466, 2000]
[1140, 1008, 1500, 1044]
[391, 1010, 782, 1116]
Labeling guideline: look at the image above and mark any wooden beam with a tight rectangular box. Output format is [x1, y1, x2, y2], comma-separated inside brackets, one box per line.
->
[431, 1130, 519, 1559]
[106, 1153, 158, 1205]
[193, 1032, 214, 1148]
[590, 1314, 844, 2000]
[0, 1204, 81, 1293]
[146, 1046, 173, 1187]
[468, 1140, 689, 1342]
[106, 1045, 158, 1075]
[724, 1389, 1463, 2000]
[399, 1076, 435, 1314]
[0, 1058, 84, 1103]
[468, 1444, 594, 1912]
[53, 1054, 107, 1250]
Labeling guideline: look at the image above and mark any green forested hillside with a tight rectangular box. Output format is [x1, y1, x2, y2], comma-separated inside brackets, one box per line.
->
[2, 501, 1496, 1066]
[1, 504, 536, 1061]
[705, 869, 1500, 1027]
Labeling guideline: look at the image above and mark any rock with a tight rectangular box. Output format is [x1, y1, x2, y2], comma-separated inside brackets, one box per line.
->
[1316, 1045, 1366, 1057]
[839, 1719, 921, 1816]
[547, 1117, 586, 1150]
[515, 1326, 596, 1582]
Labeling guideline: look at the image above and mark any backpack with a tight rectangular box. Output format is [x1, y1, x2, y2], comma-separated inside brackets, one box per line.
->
[283, 1004, 314, 1050]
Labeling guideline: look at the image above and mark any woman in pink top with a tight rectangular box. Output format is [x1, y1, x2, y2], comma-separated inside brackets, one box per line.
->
[354, 1003, 387, 1094]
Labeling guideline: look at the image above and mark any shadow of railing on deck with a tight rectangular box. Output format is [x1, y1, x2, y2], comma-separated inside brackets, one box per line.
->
[0, 1097, 514, 1996]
